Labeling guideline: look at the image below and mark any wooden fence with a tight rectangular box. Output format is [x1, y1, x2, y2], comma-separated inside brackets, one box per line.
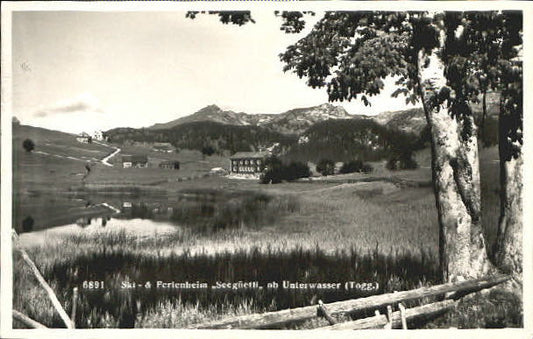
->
[188, 274, 510, 329]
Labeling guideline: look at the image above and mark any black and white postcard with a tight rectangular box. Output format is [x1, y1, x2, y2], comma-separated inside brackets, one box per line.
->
[1, 1, 531, 338]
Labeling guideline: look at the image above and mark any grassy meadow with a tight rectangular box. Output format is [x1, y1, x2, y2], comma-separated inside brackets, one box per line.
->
[88, 146, 229, 186]
[12, 124, 520, 329]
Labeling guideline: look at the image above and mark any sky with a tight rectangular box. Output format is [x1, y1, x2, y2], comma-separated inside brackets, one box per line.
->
[12, 11, 419, 134]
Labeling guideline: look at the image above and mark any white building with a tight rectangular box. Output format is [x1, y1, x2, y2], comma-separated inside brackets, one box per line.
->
[76, 132, 91, 143]
[229, 151, 270, 176]
[93, 130, 105, 141]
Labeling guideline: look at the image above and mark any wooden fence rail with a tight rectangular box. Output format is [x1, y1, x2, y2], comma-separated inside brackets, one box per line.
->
[188, 274, 510, 329]
[12, 310, 48, 329]
[320, 300, 456, 330]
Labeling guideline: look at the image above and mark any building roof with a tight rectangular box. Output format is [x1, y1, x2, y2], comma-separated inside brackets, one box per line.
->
[230, 151, 270, 159]
[122, 155, 148, 163]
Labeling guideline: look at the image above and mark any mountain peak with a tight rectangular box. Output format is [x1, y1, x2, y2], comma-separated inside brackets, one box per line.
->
[149, 102, 356, 133]
[315, 103, 350, 117]
[197, 104, 222, 113]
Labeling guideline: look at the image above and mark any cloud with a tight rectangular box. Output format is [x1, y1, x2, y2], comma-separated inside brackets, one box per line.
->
[34, 93, 104, 117]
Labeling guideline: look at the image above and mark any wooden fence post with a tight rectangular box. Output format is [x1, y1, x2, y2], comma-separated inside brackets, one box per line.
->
[384, 305, 393, 329]
[71, 287, 78, 328]
[399, 303, 408, 329]
[317, 300, 337, 325]
[321, 300, 456, 330]
[12, 230, 73, 329]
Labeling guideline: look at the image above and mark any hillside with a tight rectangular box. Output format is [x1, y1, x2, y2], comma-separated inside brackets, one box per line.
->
[149, 105, 276, 130]
[148, 102, 432, 137]
[370, 91, 500, 136]
[149, 103, 356, 135]
[107, 121, 298, 155]
[283, 119, 421, 163]
[13, 124, 111, 162]
[12, 123, 114, 192]
[372, 108, 426, 135]
[261, 103, 358, 134]
[107, 104, 428, 162]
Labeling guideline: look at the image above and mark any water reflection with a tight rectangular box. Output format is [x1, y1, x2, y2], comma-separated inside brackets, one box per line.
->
[18, 190, 266, 236]
[76, 216, 111, 228]
[18, 217, 183, 248]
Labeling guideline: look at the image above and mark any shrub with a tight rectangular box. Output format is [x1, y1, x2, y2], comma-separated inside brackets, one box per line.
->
[260, 168, 283, 184]
[201, 145, 216, 157]
[22, 139, 35, 152]
[260, 157, 310, 184]
[316, 159, 335, 176]
[361, 163, 373, 173]
[340, 160, 364, 174]
[264, 155, 282, 170]
[340, 160, 373, 174]
[284, 162, 311, 181]
[386, 153, 418, 170]
[260, 156, 284, 184]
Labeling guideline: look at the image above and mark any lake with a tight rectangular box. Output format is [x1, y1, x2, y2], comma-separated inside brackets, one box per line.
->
[14, 188, 283, 245]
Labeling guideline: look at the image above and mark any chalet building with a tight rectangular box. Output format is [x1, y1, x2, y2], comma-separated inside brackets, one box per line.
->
[76, 132, 92, 143]
[122, 155, 148, 168]
[153, 142, 175, 153]
[93, 130, 105, 141]
[230, 151, 269, 175]
[159, 160, 180, 170]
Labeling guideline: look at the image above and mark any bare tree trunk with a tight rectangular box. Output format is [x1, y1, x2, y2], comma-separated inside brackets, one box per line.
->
[495, 95, 523, 287]
[416, 23, 494, 283]
[480, 91, 487, 145]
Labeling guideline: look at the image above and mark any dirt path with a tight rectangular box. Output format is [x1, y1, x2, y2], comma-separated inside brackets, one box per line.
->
[96, 202, 121, 214]
[33, 140, 120, 168]
[100, 147, 121, 167]
[34, 150, 85, 162]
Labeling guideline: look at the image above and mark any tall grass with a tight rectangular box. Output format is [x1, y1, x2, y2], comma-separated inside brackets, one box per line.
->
[14, 235, 439, 329]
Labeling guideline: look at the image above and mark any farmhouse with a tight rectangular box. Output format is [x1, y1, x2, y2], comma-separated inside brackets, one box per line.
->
[93, 130, 105, 141]
[122, 155, 148, 168]
[230, 151, 269, 175]
[159, 160, 180, 170]
[76, 132, 92, 143]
